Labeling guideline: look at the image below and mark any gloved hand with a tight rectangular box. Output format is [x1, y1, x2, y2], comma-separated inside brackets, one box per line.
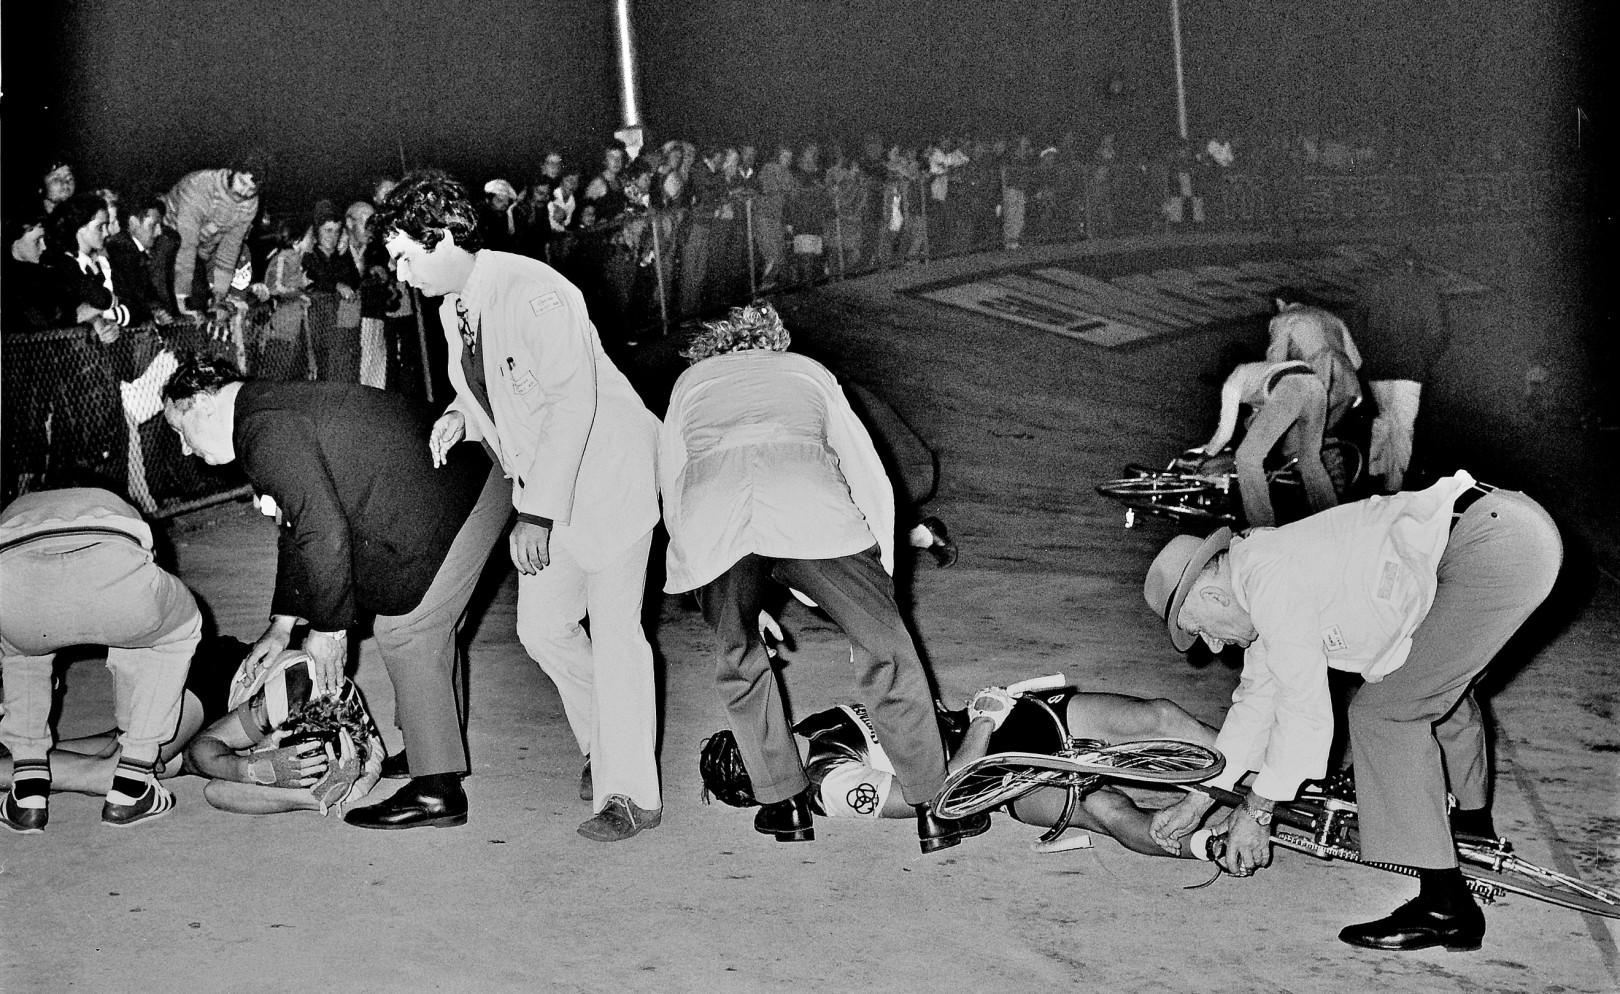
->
[967, 687, 1016, 730]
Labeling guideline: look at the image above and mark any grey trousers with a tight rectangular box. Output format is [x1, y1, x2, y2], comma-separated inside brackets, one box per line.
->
[1238, 374, 1336, 529]
[371, 466, 511, 776]
[702, 546, 948, 806]
[1348, 488, 1562, 867]
[1, 537, 201, 768]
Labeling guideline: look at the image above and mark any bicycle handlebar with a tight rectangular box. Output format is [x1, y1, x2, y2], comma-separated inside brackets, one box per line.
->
[1005, 674, 1066, 695]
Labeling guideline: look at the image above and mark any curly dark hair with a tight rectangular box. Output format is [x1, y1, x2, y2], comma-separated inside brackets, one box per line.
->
[373, 170, 484, 253]
[162, 351, 244, 406]
[698, 729, 758, 808]
[281, 682, 377, 768]
[45, 192, 110, 255]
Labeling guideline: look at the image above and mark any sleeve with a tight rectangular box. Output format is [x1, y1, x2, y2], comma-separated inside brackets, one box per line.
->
[1209, 567, 1333, 799]
[656, 376, 691, 538]
[825, 376, 896, 575]
[241, 413, 359, 631]
[505, 285, 598, 524]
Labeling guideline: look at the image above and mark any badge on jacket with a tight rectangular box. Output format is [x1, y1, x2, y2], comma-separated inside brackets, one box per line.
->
[530, 291, 563, 316]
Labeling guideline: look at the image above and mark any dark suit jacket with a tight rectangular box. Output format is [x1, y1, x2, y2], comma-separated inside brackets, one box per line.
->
[233, 381, 495, 630]
[105, 233, 169, 325]
[149, 228, 181, 311]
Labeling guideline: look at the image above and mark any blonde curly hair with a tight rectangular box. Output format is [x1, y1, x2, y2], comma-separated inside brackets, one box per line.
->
[680, 301, 792, 362]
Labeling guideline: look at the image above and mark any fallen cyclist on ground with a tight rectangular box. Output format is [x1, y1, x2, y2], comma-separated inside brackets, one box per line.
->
[701, 669, 1224, 860]
[184, 649, 383, 816]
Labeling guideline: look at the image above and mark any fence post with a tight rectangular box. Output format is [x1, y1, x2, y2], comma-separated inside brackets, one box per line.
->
[649, 207, 670, 337]
[832, 182, 847, 280]
[916, 176, 930, 264]
[744, 196, 758, 299]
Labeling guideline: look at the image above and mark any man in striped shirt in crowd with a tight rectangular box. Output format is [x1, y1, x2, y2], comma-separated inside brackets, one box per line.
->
[161, 150, 267, 321]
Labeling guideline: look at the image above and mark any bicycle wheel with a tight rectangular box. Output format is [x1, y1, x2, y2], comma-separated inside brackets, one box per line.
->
[1096, 476, 1215, 500]
[933, 740, 1225, 820]
[1119, 498, 1238, 527]
[932, 753, 1089, 820]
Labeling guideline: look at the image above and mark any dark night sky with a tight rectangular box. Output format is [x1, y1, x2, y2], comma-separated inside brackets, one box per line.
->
[2, 0, 1602, 214]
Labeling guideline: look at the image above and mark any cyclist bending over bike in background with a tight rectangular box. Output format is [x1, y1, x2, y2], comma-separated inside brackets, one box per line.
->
[1194, 357, 1357, 528]
[702, 676, 1223, 860]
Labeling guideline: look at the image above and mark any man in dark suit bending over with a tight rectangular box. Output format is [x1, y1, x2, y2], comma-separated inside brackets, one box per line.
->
[161, 354, 510, 829]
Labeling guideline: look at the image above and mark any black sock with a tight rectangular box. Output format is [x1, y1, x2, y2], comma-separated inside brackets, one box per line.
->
[1450, 806, 1496, 839]
[414, 772, 462, 794]
[11, 759, 50, 802]
[1417, 866, 1473, 909]
[109, 758, 154, 803]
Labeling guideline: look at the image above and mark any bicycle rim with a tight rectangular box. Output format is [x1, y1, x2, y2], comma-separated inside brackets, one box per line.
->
[1073, 739, 1226, 784]
[1120, 499, 1236, 526]
[1096, 477, 1211, 498]
[932, 756, 1091, 820]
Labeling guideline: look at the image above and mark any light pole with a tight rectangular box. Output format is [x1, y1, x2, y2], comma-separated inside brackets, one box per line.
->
[1170, 0, 1190, 142]
[612, 0, 645, 158]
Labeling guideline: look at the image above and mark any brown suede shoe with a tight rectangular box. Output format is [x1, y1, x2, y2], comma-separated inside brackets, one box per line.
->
[578, 793, 661, 842]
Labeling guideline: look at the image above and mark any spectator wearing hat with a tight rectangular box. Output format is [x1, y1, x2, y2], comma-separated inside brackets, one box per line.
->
[1143, 473, 1560, 951]
[160, 151, 266, 320]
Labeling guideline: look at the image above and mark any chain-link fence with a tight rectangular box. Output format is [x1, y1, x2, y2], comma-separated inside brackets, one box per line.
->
[2, 166, 1583, 518]
[1, 295, 434, 518]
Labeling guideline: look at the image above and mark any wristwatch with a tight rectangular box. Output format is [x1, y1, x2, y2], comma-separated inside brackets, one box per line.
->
[1248, 805, 1273, 826]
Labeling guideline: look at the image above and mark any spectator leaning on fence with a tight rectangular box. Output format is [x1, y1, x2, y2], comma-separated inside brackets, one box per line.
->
[105, 197, 175, 327]
[161, 150, 266, 320]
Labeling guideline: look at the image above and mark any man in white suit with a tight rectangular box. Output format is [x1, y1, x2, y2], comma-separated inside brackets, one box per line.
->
[377, 173, 663, 842]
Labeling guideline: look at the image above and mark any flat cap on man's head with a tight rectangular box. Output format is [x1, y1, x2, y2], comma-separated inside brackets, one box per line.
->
[1143, 527, 1233, 652]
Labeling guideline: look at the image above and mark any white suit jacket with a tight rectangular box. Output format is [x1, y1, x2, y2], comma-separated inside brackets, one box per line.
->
[441, 251, 659, 568]
[658, 350, 895, 594]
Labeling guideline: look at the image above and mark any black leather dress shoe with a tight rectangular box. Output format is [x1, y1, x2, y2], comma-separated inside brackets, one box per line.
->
[344, 775, 468, 830]
[1339, 895, 1486, 951]
[379, 750, 410, 780]
[754, 791, 814, 842]
[917, 804, 991, 854]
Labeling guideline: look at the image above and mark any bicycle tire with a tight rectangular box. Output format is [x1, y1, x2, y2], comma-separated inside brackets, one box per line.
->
[1118, 498, 1238, 527]
[934, 740, 1225, 820]
[1096, 476, 1217, 499]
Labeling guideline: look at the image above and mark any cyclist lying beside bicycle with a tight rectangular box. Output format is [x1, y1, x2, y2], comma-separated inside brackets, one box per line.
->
[1189, 354, 1359, 528]
[701, 673, 1223, 860]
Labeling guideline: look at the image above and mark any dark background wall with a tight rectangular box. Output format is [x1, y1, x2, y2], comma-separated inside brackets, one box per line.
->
[2, 0, 1604, 214]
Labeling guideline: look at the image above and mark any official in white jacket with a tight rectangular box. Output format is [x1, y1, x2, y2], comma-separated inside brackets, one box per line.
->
[659, 302, 987, 855]
[378, 174, 662, 843]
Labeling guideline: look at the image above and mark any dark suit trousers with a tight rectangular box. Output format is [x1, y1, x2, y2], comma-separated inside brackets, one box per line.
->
[370, 466, 511, 775]
[702, 547, 948, 806]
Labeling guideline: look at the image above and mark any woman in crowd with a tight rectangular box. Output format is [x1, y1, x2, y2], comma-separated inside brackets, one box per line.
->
[258, 220, 314, 380]
[754, 144, 794, 286]
[41, 161, 76, 215]
[301, 209, 361, 383]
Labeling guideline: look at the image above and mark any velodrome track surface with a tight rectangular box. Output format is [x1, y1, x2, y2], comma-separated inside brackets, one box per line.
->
[7, 221, 1616, 993]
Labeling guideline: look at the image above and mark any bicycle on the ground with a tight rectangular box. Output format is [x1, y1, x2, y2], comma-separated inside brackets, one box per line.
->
[1093, 437, 1364, 529]
[935, 703, 1619, 919]
[1191, 781, 1620, 919]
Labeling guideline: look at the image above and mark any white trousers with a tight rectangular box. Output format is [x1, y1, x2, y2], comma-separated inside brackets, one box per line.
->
[515, 529, 660, 811]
